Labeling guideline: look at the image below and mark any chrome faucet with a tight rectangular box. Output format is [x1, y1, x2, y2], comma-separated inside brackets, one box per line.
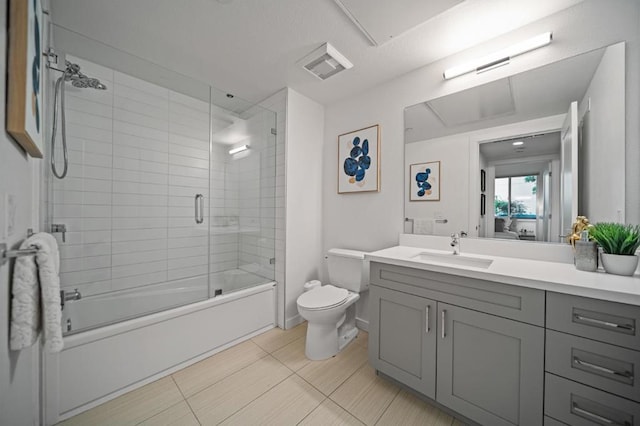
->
[451, 233, 460, 255]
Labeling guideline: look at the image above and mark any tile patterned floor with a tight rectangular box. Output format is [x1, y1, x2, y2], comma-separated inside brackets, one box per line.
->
[58, 323, 465, 426]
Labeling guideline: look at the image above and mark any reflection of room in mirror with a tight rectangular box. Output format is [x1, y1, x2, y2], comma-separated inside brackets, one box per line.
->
[481, 133, 560, 243]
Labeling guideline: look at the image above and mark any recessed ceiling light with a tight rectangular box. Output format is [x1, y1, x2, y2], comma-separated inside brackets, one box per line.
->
[512, 141, 524, 146]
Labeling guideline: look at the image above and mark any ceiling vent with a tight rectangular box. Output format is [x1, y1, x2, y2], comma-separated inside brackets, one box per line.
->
[298, 43, 353, 81]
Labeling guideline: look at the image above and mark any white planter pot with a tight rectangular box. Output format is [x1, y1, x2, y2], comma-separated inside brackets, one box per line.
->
[601, 253, 639, 276]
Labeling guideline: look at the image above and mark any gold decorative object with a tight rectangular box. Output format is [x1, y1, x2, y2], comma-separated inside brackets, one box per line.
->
[568, 216, 593, 247]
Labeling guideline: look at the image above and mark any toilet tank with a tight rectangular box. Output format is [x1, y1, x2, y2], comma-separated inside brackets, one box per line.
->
[327, 248, 370, 293]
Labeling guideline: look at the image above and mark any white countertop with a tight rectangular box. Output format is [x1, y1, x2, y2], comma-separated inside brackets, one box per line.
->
[366, 245, 640, 306]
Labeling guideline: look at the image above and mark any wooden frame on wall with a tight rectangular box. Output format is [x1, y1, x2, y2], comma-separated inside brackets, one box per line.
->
[7, 0, 44, 158]
[337, 124, 380, 194]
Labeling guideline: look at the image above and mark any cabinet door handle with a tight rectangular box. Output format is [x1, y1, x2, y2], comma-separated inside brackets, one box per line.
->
[425, 305, 430, 333]
[572, 402, 629, 425]
[573, 314, 635, 332]
[573, 357, 634, 381]
[441, 310, 446, 339]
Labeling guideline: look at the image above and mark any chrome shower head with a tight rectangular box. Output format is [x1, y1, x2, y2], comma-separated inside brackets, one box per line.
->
[68, 74, 107, 90]
[64, 63, 107, 90]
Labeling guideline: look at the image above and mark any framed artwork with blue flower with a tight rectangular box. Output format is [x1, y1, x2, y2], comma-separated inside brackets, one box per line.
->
[410, 161, 440, 201]
[7, 0, 44, 158]
[338, 125, 380, 193]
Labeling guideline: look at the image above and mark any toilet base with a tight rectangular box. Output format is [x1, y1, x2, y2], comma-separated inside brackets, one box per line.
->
[338, 324, 359, 352]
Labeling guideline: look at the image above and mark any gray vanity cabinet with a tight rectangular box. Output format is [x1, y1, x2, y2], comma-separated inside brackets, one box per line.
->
[369, 284, 437, 398]
[368, 262, 546, 425]
[437, 303, 544, 426]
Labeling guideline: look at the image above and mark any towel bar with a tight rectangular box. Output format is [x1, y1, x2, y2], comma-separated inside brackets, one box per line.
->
[0, 243, 39, 267]
[404, 217, 448, 224]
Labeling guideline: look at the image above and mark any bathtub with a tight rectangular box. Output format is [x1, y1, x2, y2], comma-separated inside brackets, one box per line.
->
[62, 268, 272, 335]
[44, 280, 276, 424]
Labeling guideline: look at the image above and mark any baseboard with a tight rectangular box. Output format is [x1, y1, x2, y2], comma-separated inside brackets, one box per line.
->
[356, 317, 369, 331]
[285, 314, 304, 330]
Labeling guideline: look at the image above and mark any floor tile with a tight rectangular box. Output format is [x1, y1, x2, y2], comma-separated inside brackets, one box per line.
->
[297, 342, 368, 395]
[376, 390, 454, 426]
[330, 364, 399, 425]
[138, 401, 199, 426]
[271, 336, 311, 371]
[188, 355, 292, 425]
[172, 339, 268, 397]
[299, 398, 365, 426]
[220, 375, 324, 426]
[57, 376, 183, 426]
[354, 330, 369, 348]
[251, 322, 307, 353]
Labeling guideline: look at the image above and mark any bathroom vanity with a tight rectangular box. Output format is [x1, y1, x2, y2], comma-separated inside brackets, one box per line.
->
[366, 242, 640, 426]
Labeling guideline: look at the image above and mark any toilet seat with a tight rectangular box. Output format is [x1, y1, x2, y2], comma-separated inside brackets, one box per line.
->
[297, 285, 349, 311]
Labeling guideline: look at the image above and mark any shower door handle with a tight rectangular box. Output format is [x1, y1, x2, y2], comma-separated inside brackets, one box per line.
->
[195, 194, 204, 224]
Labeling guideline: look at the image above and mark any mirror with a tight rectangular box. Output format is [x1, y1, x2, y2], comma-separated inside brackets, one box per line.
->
[404, 42, 626, 243]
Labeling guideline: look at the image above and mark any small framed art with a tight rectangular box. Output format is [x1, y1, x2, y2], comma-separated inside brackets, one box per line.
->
[410, 161, 440, 201]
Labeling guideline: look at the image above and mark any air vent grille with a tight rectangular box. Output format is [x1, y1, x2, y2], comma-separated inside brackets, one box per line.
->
[298, 43, 353, 81]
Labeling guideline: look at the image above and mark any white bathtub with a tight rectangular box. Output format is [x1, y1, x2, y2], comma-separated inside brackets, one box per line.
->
[44, 281, 276, 424]
[62, 269, 272, 334]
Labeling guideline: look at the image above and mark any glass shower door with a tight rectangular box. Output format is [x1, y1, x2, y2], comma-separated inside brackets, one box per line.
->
[48, 44, 212, 334]
[209, 97, 277, 296]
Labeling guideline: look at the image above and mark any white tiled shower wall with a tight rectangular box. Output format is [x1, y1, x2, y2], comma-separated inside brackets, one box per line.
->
[52, 55, 277, 300]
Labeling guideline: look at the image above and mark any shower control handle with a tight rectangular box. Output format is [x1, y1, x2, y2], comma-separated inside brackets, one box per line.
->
[51, 224, 67, 243]
[195, 194, 204, 224]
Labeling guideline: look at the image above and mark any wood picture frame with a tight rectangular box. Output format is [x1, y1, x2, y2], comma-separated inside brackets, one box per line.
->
[7, 0, 44, 158]
[338, 124, 380, 193]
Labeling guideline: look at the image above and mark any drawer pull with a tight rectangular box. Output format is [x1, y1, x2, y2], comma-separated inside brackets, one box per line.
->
[573, 357, 634, 381]
[573, 314, 635, 332]
[441, 310, 446, 339]
[425, 305, 430, 333]
[572, 402, 630, 426]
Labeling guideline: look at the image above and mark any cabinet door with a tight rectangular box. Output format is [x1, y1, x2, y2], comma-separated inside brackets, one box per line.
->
[437, 303, 544, 426]
[369, 284, 437, 398]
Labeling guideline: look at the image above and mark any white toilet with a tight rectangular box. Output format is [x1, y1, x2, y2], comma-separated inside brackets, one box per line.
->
[296, 248, 369, 360]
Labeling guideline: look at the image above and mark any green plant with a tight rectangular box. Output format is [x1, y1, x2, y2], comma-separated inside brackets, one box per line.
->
[589, 223, 640, 255]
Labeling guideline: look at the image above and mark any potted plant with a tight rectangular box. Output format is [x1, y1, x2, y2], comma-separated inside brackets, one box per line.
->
[589, 223, 640, 276]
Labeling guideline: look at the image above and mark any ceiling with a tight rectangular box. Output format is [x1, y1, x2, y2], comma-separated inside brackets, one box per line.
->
[480, 132, 561, 163]
[49, 0, 583, 106]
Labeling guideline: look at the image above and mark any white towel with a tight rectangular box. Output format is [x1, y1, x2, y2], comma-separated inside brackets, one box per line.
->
[10, 233, 63, 353]
[413, 218, 434, 235]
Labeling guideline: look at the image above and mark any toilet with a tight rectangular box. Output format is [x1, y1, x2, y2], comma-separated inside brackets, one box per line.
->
[296, 248, 369, 360]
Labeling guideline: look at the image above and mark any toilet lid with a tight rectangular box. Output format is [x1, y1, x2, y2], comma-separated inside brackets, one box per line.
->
[298, 285, 349, 310]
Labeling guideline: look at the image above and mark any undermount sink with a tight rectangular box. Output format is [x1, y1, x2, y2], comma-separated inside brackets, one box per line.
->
[411, 252, 494, 269]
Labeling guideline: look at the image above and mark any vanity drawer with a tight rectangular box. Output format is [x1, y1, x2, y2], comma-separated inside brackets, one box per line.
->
[546, 330, 640, 402]
[370, 262, 545, 325]
[547, 292, 640, 351]
[545, 373, 640, 426]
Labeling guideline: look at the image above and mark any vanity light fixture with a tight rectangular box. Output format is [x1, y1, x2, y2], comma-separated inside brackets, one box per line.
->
[512, 141, 524, 146]
[229, 144, 249, 155]
[443, 32, 553, 80]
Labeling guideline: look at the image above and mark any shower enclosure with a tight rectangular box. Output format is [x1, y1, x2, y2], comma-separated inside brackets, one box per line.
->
[45, 39, 277, 335]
